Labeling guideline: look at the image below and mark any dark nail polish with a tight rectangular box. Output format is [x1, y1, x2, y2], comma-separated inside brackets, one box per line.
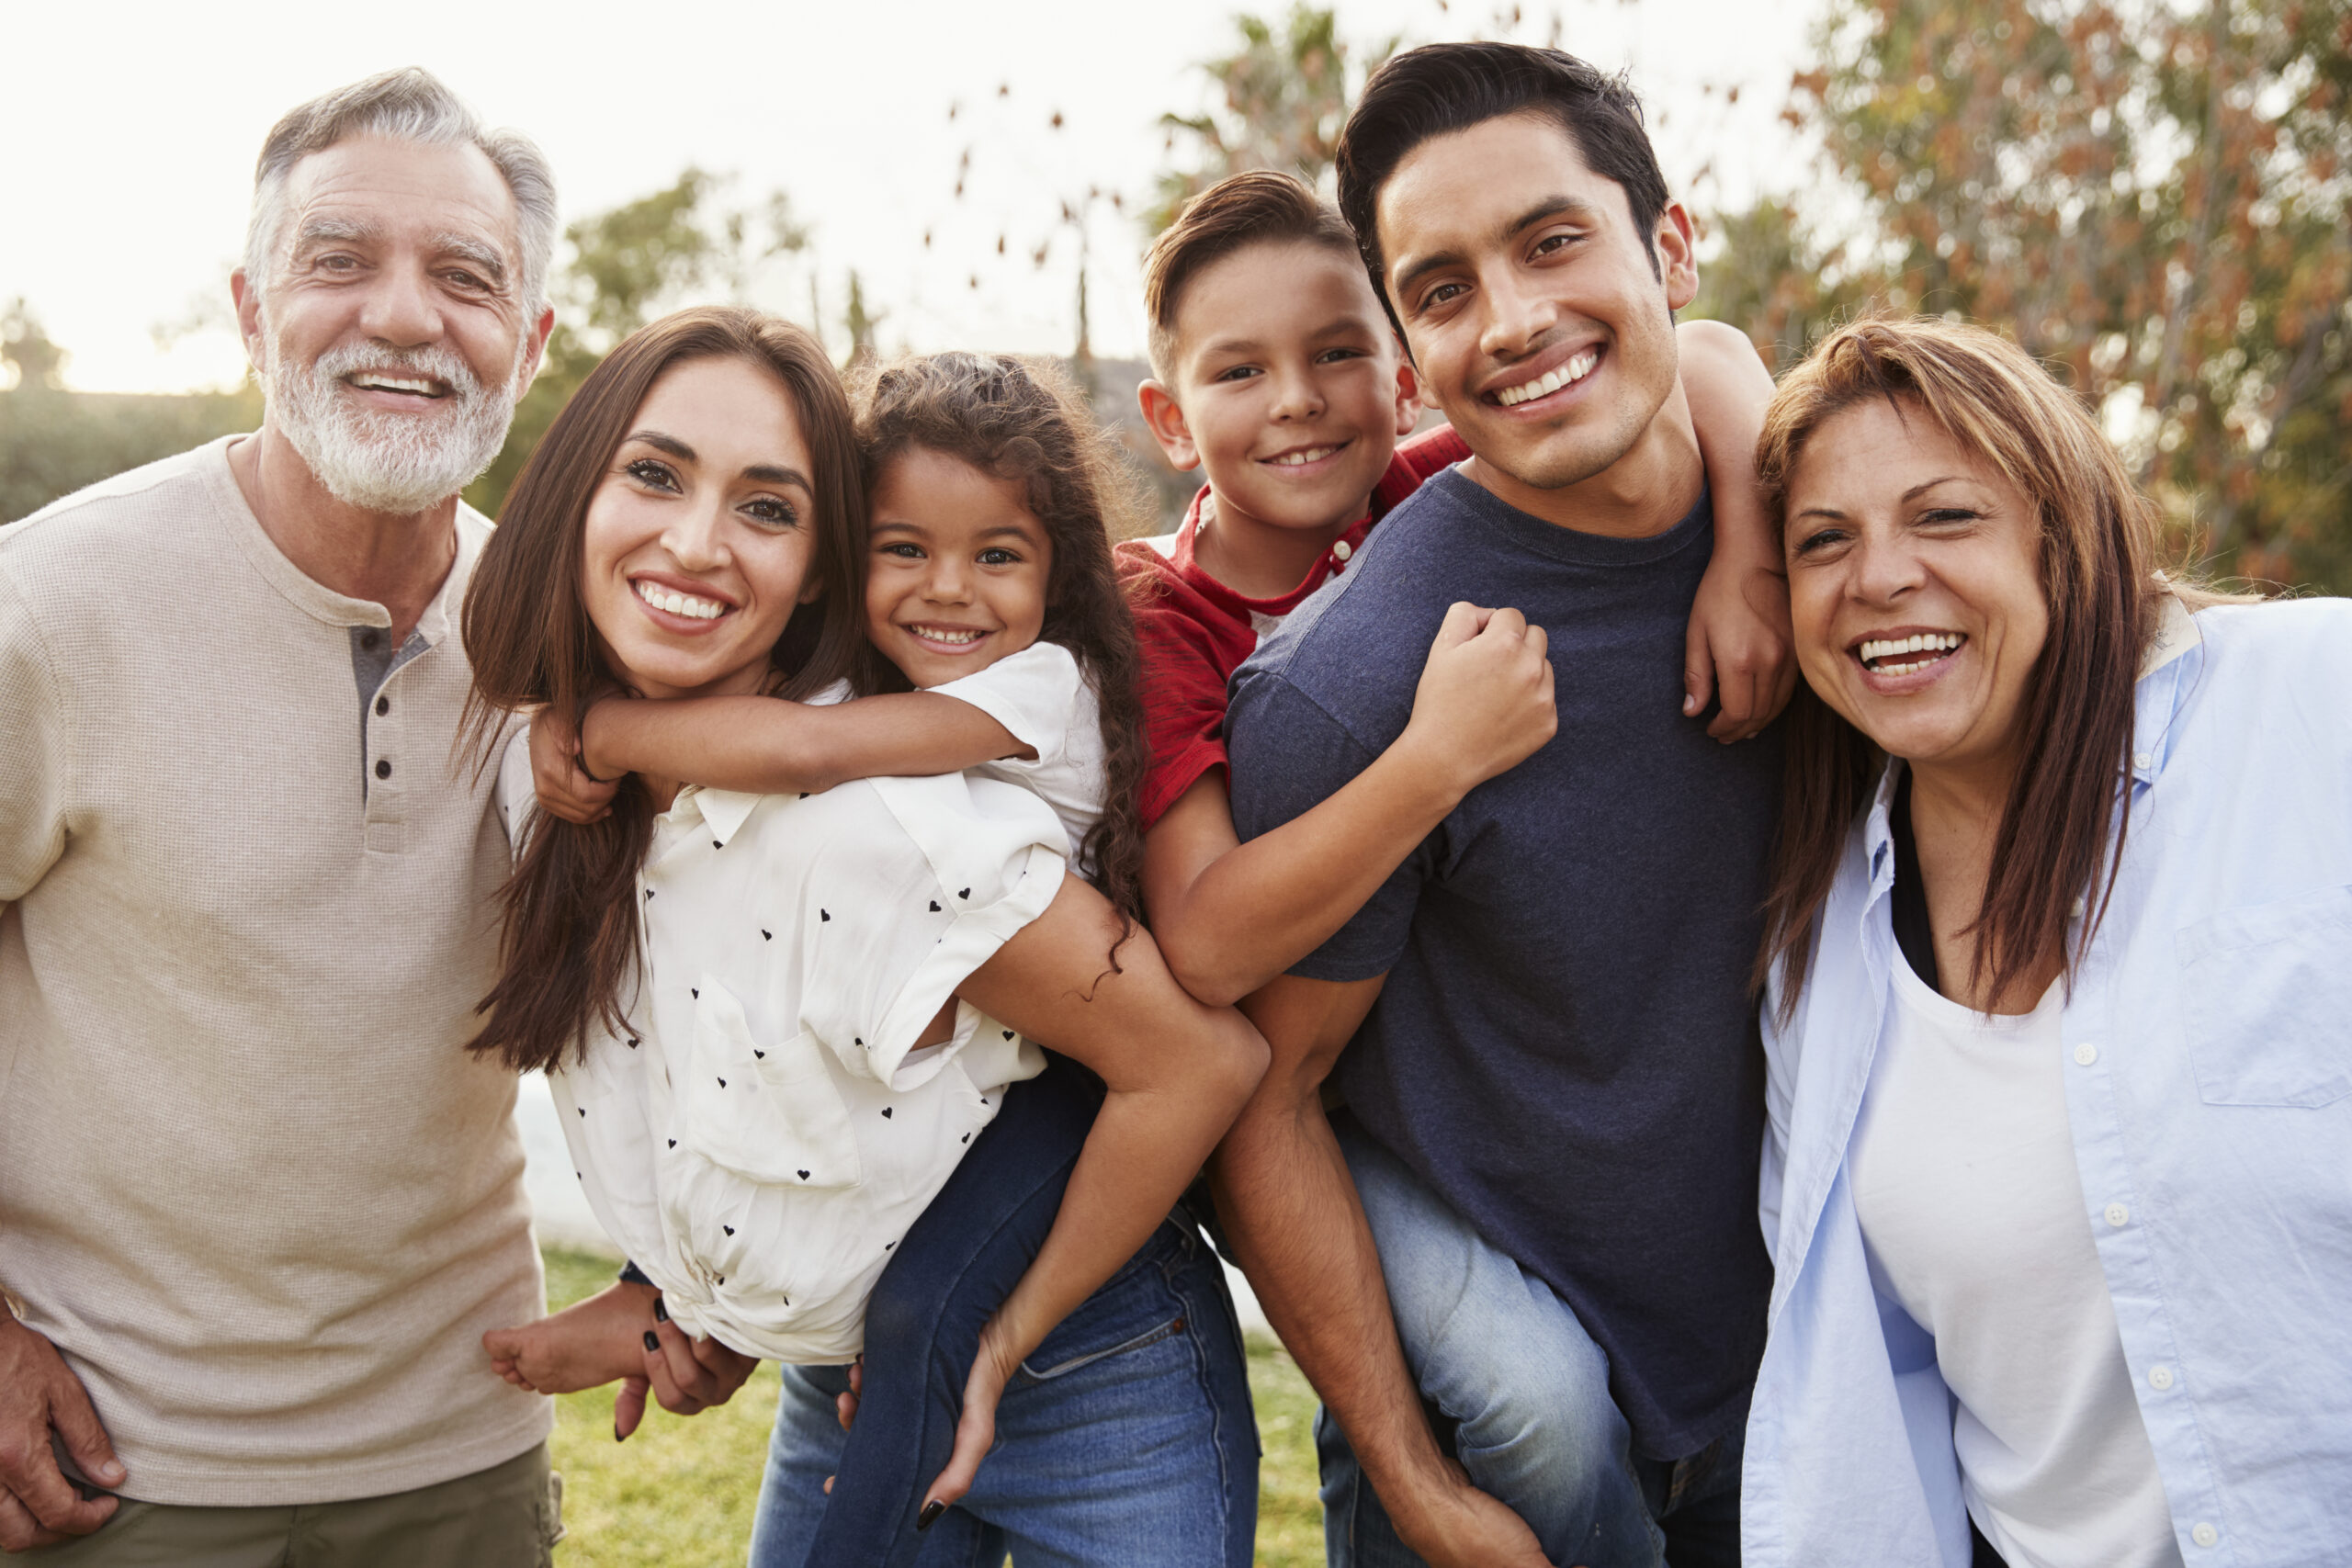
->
[644, 1331, 661, 1352]
[613, 1420, 624, 1443]
[653, 1299, 670, 1324]
[917, 1500, 945, 1531]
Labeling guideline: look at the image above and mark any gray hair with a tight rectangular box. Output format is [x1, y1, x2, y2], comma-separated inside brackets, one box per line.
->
[244, 67, 558, 318]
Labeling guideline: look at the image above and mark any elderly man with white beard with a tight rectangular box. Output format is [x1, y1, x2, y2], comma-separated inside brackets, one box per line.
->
[0, 69, 743, 1565]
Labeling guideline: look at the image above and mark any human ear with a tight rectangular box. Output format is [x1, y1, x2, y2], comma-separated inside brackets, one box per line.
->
[797, 570, 826, 606]
[231, 269, 266, 373]
[1391, 355, 1423, 439]
[517, 305, 557, 395]
[1137, 380, 1202, 472]
[1655, 202, 1700, 313]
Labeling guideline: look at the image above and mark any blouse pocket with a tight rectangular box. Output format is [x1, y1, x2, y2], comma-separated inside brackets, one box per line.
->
[2175, 883, 2352, 1109]
[678, 980, 864, 1187]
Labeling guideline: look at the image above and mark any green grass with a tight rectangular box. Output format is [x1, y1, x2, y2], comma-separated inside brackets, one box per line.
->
[542, 1247, 1327, 1567]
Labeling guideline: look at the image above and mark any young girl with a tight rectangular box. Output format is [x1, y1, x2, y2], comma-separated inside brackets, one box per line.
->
[463, 317, 1266, 1553]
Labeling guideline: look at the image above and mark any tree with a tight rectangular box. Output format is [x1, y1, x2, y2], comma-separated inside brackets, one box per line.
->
[2, 299, 68, 393]
[1701, 0, 2352, 590]
[1148, 6, 1398, 232]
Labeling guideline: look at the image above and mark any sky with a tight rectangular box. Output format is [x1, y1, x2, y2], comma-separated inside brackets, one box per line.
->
[1, 0, 1820, 394]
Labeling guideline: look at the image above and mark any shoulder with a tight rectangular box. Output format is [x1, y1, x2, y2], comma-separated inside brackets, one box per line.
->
[1, 438, 240, 579]
[1241, 473, 1469, 689]
[2178, 597, 2352, 739]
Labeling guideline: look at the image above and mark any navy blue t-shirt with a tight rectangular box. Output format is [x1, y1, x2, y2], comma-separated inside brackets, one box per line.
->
[1226, 465, 1778, 1460]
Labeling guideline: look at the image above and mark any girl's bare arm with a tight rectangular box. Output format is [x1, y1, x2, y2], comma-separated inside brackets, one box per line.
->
[579, 690, 1033, 796]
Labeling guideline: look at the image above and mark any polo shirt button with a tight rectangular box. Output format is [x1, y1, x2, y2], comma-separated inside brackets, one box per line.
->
[2070, 896, 2086, 919]
[375, 759, 392, 780]
[375, 695, 390, 716]
[2073, 1043, 2098, 1066]
[2104, 1202, 2129, 1227]
[2133, 750, 2153, 770]
[361, 629, 383, 650]
[2148, 1364, 2174, 1391]
[1332, 539, 1353, 562]
[2191, 1523, 2219, 1548]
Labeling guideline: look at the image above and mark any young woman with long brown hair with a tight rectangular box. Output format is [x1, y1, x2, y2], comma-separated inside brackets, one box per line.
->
[1741, 316, 2352, 1568]
[459, 312, 1266, 1562]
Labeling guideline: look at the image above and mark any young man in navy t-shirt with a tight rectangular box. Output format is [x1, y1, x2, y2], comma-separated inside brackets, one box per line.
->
[1216, 43, 1790, 1568]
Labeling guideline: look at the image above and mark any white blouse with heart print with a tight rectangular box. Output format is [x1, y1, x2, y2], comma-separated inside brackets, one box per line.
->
[497, 649, 1103, 1362]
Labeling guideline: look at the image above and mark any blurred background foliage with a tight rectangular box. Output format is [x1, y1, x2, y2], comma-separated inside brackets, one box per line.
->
[6, 0, 2346, 589]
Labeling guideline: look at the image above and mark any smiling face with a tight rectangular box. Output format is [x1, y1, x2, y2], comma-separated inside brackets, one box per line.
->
[1374, 113, 1695, 513]
[238, 134, 549, 513]
[864, 446, 1053, 689]
[579, 355, 825, 701]
[1784, 397, 2051, 782]
[1153, 240, 1419, 535]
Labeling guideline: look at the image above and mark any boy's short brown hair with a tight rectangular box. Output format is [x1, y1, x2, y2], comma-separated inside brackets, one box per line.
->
[1143, 170, 1362, 382]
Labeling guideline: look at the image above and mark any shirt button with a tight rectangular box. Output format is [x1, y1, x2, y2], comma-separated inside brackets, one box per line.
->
[2104, 1202, 2129, 1227]
[2070, 895, 2086, 919]
[2149, 1364, 2174, 1391]
[2073, 1043, 2099, 1066]
[1332, 539, 1353, 563]
[375, 695, 390, 716]
[2191, 1523, 2219, 1549]
[375, 759, 392, 780]
[361, 629, 383, 651]
[2133, 750, 2153, 770]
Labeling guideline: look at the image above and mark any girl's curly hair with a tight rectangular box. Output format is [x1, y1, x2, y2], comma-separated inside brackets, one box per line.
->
[849, 351, 1154, 942]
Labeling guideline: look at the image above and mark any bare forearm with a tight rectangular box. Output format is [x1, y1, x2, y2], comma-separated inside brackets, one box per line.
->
[582, 692, 1021, 795]
[1211, 1088, 1449, 1508]
[1158, 739, 1459, 1006]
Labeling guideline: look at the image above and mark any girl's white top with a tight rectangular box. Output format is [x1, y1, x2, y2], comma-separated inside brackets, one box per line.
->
[500, 646, 1104, 1361]
[1849, 964, 2179, 1568]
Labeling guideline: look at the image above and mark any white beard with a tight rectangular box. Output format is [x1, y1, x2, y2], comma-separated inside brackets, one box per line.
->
[262, 329, 521, 514]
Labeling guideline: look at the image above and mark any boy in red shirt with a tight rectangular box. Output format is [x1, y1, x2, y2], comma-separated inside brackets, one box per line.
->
[1123, 169, 1788, 1005]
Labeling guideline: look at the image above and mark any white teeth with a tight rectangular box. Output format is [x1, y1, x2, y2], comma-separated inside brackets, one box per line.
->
[350, 374, 442, 396]
[1269, 446, 1340, 468]
[912, 626, 983, 645]
[1858, 632, 1964, 671]
[1494, 350, 1600, 407]
[634, 581, 725, 621]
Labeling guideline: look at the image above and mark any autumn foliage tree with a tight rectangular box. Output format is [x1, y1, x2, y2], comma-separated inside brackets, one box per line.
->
[1700, 0, 2351, 589]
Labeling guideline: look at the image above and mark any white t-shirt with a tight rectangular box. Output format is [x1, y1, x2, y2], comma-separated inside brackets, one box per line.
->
[929, 639, 1104, 874]
[498, 716, 1065, 1362]
[1849, 957, 2182, 1568]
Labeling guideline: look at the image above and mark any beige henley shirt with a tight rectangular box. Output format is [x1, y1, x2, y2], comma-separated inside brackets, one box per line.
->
[0, 436, 549, 1506]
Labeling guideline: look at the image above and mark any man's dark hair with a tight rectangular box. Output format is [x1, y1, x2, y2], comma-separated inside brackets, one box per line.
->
[1335, 43, 1669, 331]
[1142, 170, 1362, 381]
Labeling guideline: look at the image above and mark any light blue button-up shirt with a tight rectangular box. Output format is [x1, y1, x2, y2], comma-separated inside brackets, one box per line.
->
[1743, 597, 2352, 1567]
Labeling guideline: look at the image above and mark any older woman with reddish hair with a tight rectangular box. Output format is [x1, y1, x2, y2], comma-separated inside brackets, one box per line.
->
[1740, 317, 2351, 1568]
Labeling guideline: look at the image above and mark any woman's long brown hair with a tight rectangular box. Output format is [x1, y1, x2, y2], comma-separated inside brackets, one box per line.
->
[1756, 317, 2177, 1018]
[850, 352, 1153, 944]
[461, 307, 865, 1073]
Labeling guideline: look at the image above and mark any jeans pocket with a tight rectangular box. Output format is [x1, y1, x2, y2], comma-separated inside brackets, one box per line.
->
[1015, 1220, 1192, 1384]
[2177, 883, 2352, 1108]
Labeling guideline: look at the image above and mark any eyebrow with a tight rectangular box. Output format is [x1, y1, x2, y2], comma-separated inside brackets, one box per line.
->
[624, 431, 810, 492]
[1198, 315, 1379, 360]
[292, 216, 379, 251]
[1389, 194, 1605, 303]
[432, 231, 509, 286]
[1793, 477, 1975, 521]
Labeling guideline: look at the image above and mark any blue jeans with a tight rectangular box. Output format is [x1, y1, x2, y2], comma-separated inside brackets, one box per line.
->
[748, 1059, 1258, 1568]
[1318, 1116, 1742, 1568]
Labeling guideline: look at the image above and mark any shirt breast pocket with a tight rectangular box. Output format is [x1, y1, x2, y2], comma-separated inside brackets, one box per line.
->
[2175, 883, 2352, 1109]
[679, 980, 864, 1187]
